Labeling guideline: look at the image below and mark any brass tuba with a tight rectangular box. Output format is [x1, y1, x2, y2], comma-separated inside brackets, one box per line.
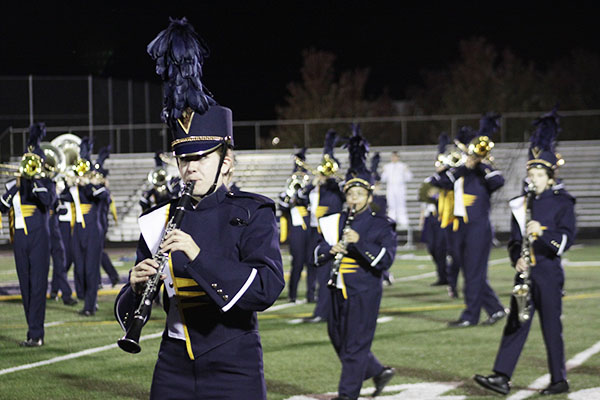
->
[51, 133, 82, 176]
[40, 142, 66, 179]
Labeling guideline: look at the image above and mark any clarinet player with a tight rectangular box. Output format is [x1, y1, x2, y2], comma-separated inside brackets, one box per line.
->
[114, 18, 284, 399]
[314, 125, 397, 400]
[474, 108, 576, 396]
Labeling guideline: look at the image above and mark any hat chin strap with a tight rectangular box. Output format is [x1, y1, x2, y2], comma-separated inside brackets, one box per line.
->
[198, 142, 228, 199]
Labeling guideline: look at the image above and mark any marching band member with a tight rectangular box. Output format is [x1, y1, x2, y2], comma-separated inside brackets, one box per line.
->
[370, 152, 394, 285]
[48, 175, 78, 306]
[475, 108, 575, 396]
[278, 148, 311, 303]
[314, 125, 396, 400]
[114, 18, 284, 399]
[65, 137, 109, 316]
[429, 113, 507, 327]
[0, 123, 54, 346]
[302, 129, 345, 322]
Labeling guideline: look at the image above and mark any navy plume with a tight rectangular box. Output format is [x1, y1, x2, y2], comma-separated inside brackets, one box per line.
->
[154, 151, 164, 167]
[294, 147, 307, 161]
[531, 107, 561, 152]
[147, 17, 216, 124]
[323, 129, 337, 156]
[27, 122, 46, 150]
[370, 152, 381, 182]
[80, 137, 93, 161]
[438, 132, 450, 154]
[343, 124, 370, 179]
[96, 145, 110, 167]
[478, 112, 501, 138]
[455, 126, 477, 146]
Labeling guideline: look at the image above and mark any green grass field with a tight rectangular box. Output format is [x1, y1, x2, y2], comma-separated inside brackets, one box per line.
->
[1, 241, 599, 400]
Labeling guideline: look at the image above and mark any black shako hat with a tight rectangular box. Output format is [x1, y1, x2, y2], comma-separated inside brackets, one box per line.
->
[147, 17, 233, 157]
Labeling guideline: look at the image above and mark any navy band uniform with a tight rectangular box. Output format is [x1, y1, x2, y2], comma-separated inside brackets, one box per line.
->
[114, 18, 284, 400]
[0, 123, 53, 346]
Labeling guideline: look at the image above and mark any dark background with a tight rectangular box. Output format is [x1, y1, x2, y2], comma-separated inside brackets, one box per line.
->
[2, 2, 599, 121]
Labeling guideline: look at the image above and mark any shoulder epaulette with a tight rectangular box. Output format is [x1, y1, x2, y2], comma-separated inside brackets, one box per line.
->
[226, 190, 274, 206]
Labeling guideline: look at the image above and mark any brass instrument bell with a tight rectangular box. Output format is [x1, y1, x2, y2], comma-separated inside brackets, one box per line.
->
[51, 133, 82, 176]
[148, 166, 170, 189]
[40, 142, 66, 179]
[317, 153, 339, 176]
[468, 135, 494, 158]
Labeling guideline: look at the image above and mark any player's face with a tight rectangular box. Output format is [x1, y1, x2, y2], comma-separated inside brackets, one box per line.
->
[178, 150, 228, 196]
[527, 168, 551, 195]
[345, 186, 371, 211]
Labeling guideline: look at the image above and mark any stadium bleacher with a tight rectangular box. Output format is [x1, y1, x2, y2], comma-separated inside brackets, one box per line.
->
[1, 140, 598, 244]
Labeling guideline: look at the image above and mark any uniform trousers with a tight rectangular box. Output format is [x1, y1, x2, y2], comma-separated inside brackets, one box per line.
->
[452, 218, 503, 323]
[493, 260, 566, 383]
[13, 229, 50, 340]
[328, 287, 385, 399]
[150, 333, 267, 400]
[444, 227, 460, 291]
[72, 226, 102, 312]
[288, 224, 311, 301]
[49, 216, 73, 298]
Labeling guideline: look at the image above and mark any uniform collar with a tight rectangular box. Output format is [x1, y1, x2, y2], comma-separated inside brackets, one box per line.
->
[193, 184, 228, 210]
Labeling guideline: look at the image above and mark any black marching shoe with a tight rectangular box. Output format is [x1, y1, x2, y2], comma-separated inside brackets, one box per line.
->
[447, 286, 459, 299]
[372, 366, 395, 396]
[540, 380, 569, 395]
[447, 319, 474, 328]
[20, 338, 43, 347]
[49, 292, 58, 301]
[331, 396, 353, 400]
[63, 297, 78, 306]
[480, 308, 508, 326]
[78, 309, 95, 317]
[473, 373, 511, 395]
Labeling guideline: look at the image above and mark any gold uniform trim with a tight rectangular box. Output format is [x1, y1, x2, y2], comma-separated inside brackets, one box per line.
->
[20, 205, 37, 218]
[171, 135, 231, 146]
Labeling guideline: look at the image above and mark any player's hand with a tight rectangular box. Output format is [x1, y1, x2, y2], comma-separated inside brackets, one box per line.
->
[515, 257, 529, 273]
[330, 242, 347, 255]
[160, 228, 200, 261]
[342, 228, 360, 244]
[130, 258, 164, 294]
[526, 220, 543, 237]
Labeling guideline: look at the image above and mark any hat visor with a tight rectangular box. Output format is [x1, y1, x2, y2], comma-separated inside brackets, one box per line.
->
[173, 140, 224, 158]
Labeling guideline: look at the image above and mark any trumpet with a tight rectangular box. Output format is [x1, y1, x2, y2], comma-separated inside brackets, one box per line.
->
[0, 153, 45, 178]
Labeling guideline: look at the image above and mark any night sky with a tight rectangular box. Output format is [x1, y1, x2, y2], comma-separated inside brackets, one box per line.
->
[2, 2, 598, 121]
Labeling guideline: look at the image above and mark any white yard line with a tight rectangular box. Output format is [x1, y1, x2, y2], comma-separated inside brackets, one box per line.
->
[507, 340, 600, 400]
[0, 332, 163, 376]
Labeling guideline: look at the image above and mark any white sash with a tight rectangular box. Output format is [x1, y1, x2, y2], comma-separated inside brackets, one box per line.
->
[453, 177, 466, 217]
[12, 192, 25, 230]
[290, 207, 304, 226]
[70, 186, 84, 223]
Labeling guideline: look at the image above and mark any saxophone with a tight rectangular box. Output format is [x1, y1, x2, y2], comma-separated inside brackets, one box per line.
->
[327, 206, 357, 289]
[117, 180, 195, 353]
[512, 183, 536, 324]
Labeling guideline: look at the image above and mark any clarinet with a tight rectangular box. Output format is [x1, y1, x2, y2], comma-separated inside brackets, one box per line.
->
[118, 180, 195, 353]
[327, 206, 357, 289]
[512, 182, 536, 324]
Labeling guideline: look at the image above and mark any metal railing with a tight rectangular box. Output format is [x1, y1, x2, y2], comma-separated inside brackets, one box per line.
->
[1, 109, 599, 159]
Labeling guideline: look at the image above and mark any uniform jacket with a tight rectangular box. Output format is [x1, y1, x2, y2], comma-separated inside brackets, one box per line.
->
[305, 178, 344, 230]
[115, 185, 284, 360]
[315, 208, 396, 298]
[429, 163, 504, 224]
[0, 178, 54, 240]
[508, 183, 576, 267]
